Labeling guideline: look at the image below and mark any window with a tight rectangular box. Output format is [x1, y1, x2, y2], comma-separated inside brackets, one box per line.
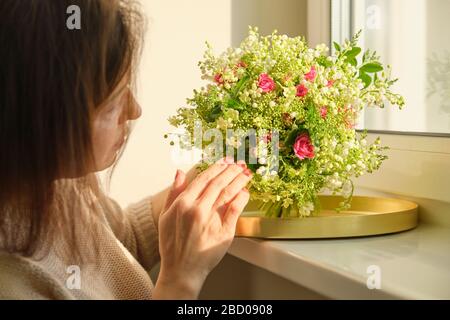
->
[331, 0, 450, 136]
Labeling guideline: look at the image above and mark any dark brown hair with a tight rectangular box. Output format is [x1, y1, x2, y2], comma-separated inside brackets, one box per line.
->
[0, 0, 145, 262]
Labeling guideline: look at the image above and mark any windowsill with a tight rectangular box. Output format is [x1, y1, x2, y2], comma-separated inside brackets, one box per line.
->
[228, 222, 450, 299]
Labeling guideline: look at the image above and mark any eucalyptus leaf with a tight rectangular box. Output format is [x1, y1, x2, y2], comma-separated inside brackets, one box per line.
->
[333, 41, 341, 52]
[347, 57, 357, 66]
[359, 72, 372, 88]
[345, 47, 361, 58]
[360, 62, 383, 73]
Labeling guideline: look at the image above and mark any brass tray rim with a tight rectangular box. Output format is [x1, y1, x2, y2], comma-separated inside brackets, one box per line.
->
[236, 195, 419, 239]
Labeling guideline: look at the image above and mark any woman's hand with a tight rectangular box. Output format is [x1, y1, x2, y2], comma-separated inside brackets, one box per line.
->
[150, 164, 201, 231]
[153, 158, 252, 299]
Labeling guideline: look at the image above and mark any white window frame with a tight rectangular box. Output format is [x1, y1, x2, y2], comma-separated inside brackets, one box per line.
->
[329, 0, 450, 140]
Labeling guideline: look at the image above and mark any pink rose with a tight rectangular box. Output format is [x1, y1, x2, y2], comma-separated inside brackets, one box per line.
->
[293, 133, 315, 160]
[258, 73, 276, 93]
[320, 106, 328, 118]
[296, 84, 308, 97]
[304, 66, 317, 82]
[214, 73, 224, 85]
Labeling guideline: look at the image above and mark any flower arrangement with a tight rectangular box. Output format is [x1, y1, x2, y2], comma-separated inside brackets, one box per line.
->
[167, 27, 405, 218]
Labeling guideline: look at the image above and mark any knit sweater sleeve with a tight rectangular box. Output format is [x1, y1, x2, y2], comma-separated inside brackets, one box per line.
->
[102, 195, 160, 272]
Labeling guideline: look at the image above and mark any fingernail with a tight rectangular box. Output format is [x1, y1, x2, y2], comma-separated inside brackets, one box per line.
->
[174, 169, 180, 181]
[237, 160, 247, 169]
[244, 169, 253, 177]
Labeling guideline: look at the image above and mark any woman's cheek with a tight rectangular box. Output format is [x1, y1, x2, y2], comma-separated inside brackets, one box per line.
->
[92, 110, 122, 161]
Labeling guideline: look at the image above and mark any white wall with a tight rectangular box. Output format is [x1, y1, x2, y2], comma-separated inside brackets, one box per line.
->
[108, 0, 233, 206]
[354, 133, 450, 228]
[109, 0, 307, 207]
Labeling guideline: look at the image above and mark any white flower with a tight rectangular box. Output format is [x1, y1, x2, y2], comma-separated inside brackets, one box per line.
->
[259, 147, 268, 157]
[298, 202, 314, 216]
[256, 166, 267, 175]
[248, 35, 257, 42]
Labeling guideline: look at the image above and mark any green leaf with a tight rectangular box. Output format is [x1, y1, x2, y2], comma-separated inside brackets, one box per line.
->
[206, 104, 222, 122]
[343, 47, 361, 67]
[225, 97, 244, 110]
[333, 41, 341, 52]
[345, 47, 362, 58]
[358, 72, 372, 88]
[284, 128, 302, 148]
[317, 55, 332, 68]
[231, 74, 250, 97]
[360, 62, 383, 73]
[347, 57, 357, 66]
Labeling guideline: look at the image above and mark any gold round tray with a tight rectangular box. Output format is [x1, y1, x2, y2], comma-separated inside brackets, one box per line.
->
[236, 195, 419, 239]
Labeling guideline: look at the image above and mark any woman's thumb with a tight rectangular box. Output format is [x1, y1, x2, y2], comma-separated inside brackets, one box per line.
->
[163, 169, 188, 212]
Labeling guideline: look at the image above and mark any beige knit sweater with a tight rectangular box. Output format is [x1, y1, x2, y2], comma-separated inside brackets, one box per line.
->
[0, 194, 160, 300]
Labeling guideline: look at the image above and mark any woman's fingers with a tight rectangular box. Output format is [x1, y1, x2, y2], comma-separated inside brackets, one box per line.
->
[182, 158, 231, 200]
[196, 163, 245, 212]
[163, 169, 188, 212]
[185, 164, 202, 185]
[222, 189, 250, 233]
[213, 169, 252, 214]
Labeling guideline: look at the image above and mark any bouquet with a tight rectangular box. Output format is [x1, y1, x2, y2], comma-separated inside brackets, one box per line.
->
[167, 27, 405, 218]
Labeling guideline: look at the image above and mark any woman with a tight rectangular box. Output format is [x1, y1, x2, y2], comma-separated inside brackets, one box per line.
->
[0, 0, 252, 299]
